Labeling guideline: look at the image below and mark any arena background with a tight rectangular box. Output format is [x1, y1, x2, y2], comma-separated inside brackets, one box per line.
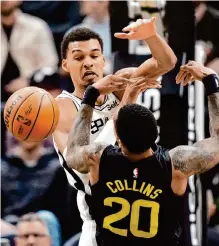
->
[1, 1, 219, 246]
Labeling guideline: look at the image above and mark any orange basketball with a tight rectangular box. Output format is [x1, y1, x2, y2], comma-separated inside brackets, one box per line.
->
[4, 87, 60, 142]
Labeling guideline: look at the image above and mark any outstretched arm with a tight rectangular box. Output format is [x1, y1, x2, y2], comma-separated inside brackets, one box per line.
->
[66, 75, 144, 173]
[115, 18, 177, 80]
[170, 62, 219, 177]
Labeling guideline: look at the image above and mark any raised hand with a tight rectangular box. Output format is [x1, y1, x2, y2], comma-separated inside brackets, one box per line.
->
[114, 17, 156, 40]
[93, 74, 161, 96]
[92, 74, 135, 95]
[176, 60, 216, 86]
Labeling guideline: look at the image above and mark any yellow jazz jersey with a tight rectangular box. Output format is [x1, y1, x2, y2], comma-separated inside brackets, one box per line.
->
[90, 144, 183, 246]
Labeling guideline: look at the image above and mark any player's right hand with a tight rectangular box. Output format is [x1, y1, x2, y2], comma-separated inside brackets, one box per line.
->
[176, 60, 216, 86]
[92, 74, 147, 95]
[114, 17, 156, 40]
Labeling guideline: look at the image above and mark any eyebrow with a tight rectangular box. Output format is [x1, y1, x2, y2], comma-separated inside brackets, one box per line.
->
[72, 48, 101, 54]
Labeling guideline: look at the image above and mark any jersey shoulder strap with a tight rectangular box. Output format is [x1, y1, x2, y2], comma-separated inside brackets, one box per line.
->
[56, 90, 81, 111]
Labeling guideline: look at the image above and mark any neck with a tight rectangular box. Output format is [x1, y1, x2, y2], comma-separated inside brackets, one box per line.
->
[73, 87, 105, 105]
[125, 148, 154, 162]
[16, 145, 45, 162]
[2, 13, 16, 26]
[91, 13, 108, 24]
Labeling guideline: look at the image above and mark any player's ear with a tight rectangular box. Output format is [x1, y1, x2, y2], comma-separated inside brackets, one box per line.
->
[62, 59, 69, 73]
[102, 56, 106, 66]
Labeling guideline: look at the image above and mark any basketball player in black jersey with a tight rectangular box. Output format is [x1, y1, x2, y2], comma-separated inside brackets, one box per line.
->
[65, 60, 219, 246]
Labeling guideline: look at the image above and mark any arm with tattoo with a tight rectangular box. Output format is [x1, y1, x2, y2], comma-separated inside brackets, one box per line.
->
[65, 75, 135, 173]
[66, 103, 107, 173]
[170, 63, 219, 177]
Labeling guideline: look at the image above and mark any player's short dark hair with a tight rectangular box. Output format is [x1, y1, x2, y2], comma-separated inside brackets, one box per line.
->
[115, 104, 158, 154]
[61, 27, 104, 59]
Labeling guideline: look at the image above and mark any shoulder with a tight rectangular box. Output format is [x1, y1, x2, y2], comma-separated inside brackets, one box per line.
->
[100, 145, 121, 161]
[18, 11, 51, 32]
[1, 156, 19, 176]
[153, 144, 173, 175]
[55, 96, 77, 129]
[1, 158, 10, 172]
[154, 144, 170, 162]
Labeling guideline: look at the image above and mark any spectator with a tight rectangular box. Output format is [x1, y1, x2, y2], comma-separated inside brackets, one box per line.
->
[15, 213, 51, 246]
[21, 1, 82, 62]
[1, 140, 67, 246]
[29, 67, 62, 98]
[195, 1, 219, 74]
[1, 0, 58, 102]
[66, 0, 112, 72]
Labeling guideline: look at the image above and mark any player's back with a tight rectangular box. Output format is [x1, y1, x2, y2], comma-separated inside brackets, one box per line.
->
[91, 144, 183, 246]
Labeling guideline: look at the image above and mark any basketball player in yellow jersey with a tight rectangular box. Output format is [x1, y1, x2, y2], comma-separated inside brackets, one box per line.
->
[53, 17, 176, 246]
[65, 61, 219, 246]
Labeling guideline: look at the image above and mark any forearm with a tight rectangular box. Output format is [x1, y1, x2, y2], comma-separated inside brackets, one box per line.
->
[208, 93, 219, 137]
[203, 74, 219, 137]
[131, 34, 177, 79]
[146, 33, 177, 70]
[67, 104, 93, 150]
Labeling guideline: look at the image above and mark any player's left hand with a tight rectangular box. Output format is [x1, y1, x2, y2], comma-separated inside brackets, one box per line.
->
[176, 60, 216, 86]
[92, 73, 139, 95]
[114, 17, 156, 40]
[124, 78, 161, 103]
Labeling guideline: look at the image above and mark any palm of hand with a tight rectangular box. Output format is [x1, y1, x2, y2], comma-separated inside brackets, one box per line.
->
[114, 17, 156, 40]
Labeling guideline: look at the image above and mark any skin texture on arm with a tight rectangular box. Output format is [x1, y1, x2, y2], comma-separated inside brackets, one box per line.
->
[65, 75, 136, 173]
[113, 17, 177, 99]
[53, 98, 78, 154]
[169, 93, 219, 195]
[170, 62, 219, 195]
[114, 18, 177, 79]
[66, 103, 107, 173]
[65, 75, 154, 175]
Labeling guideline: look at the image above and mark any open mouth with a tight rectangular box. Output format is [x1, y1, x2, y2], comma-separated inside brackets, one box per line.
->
[83, 71, 97, 78]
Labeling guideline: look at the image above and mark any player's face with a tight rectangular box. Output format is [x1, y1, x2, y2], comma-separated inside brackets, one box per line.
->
[62, 39, 105, 89]
[15, 221, 51, 246]
[1, 1, 21, 16]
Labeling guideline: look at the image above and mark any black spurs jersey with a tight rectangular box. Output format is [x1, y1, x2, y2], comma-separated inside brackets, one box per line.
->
[91, 144, 183, 246]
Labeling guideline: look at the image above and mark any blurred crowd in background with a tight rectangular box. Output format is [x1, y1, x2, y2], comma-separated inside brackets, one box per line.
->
[1, 1, 219, 246]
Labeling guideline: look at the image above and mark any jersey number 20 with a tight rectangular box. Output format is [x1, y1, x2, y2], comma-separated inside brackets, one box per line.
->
[103, 197, 160, 238]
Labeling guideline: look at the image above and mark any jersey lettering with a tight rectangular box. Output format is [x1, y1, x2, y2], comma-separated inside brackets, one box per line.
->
[91, 118, 104, 134]
[103, 197, 160, 238]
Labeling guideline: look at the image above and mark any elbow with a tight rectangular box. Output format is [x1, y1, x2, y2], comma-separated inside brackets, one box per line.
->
[166, 54, 177, 71]
[66, 151, 89, 174]
[65, 153, 74, 169]
[161, 54, 177, 72]
[170, 54, 177, 69]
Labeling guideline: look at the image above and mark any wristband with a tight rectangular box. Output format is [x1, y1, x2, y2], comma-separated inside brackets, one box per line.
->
[202, 74, 219, 96]
[81, 86, 100, 107]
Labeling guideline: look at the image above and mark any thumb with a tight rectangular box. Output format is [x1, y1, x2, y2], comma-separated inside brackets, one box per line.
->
[114, 33, 129, 39]
[151, 16, 156, 22]
[181, 65, 194, 73]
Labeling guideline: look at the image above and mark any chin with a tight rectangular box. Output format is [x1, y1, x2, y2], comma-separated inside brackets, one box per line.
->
[83, 79, 97, 88]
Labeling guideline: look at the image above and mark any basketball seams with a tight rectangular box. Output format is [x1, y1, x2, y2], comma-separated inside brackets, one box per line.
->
[23, 93, 45, 141]
[11, 91, 38, 135]
[41, 94, 56, 141]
